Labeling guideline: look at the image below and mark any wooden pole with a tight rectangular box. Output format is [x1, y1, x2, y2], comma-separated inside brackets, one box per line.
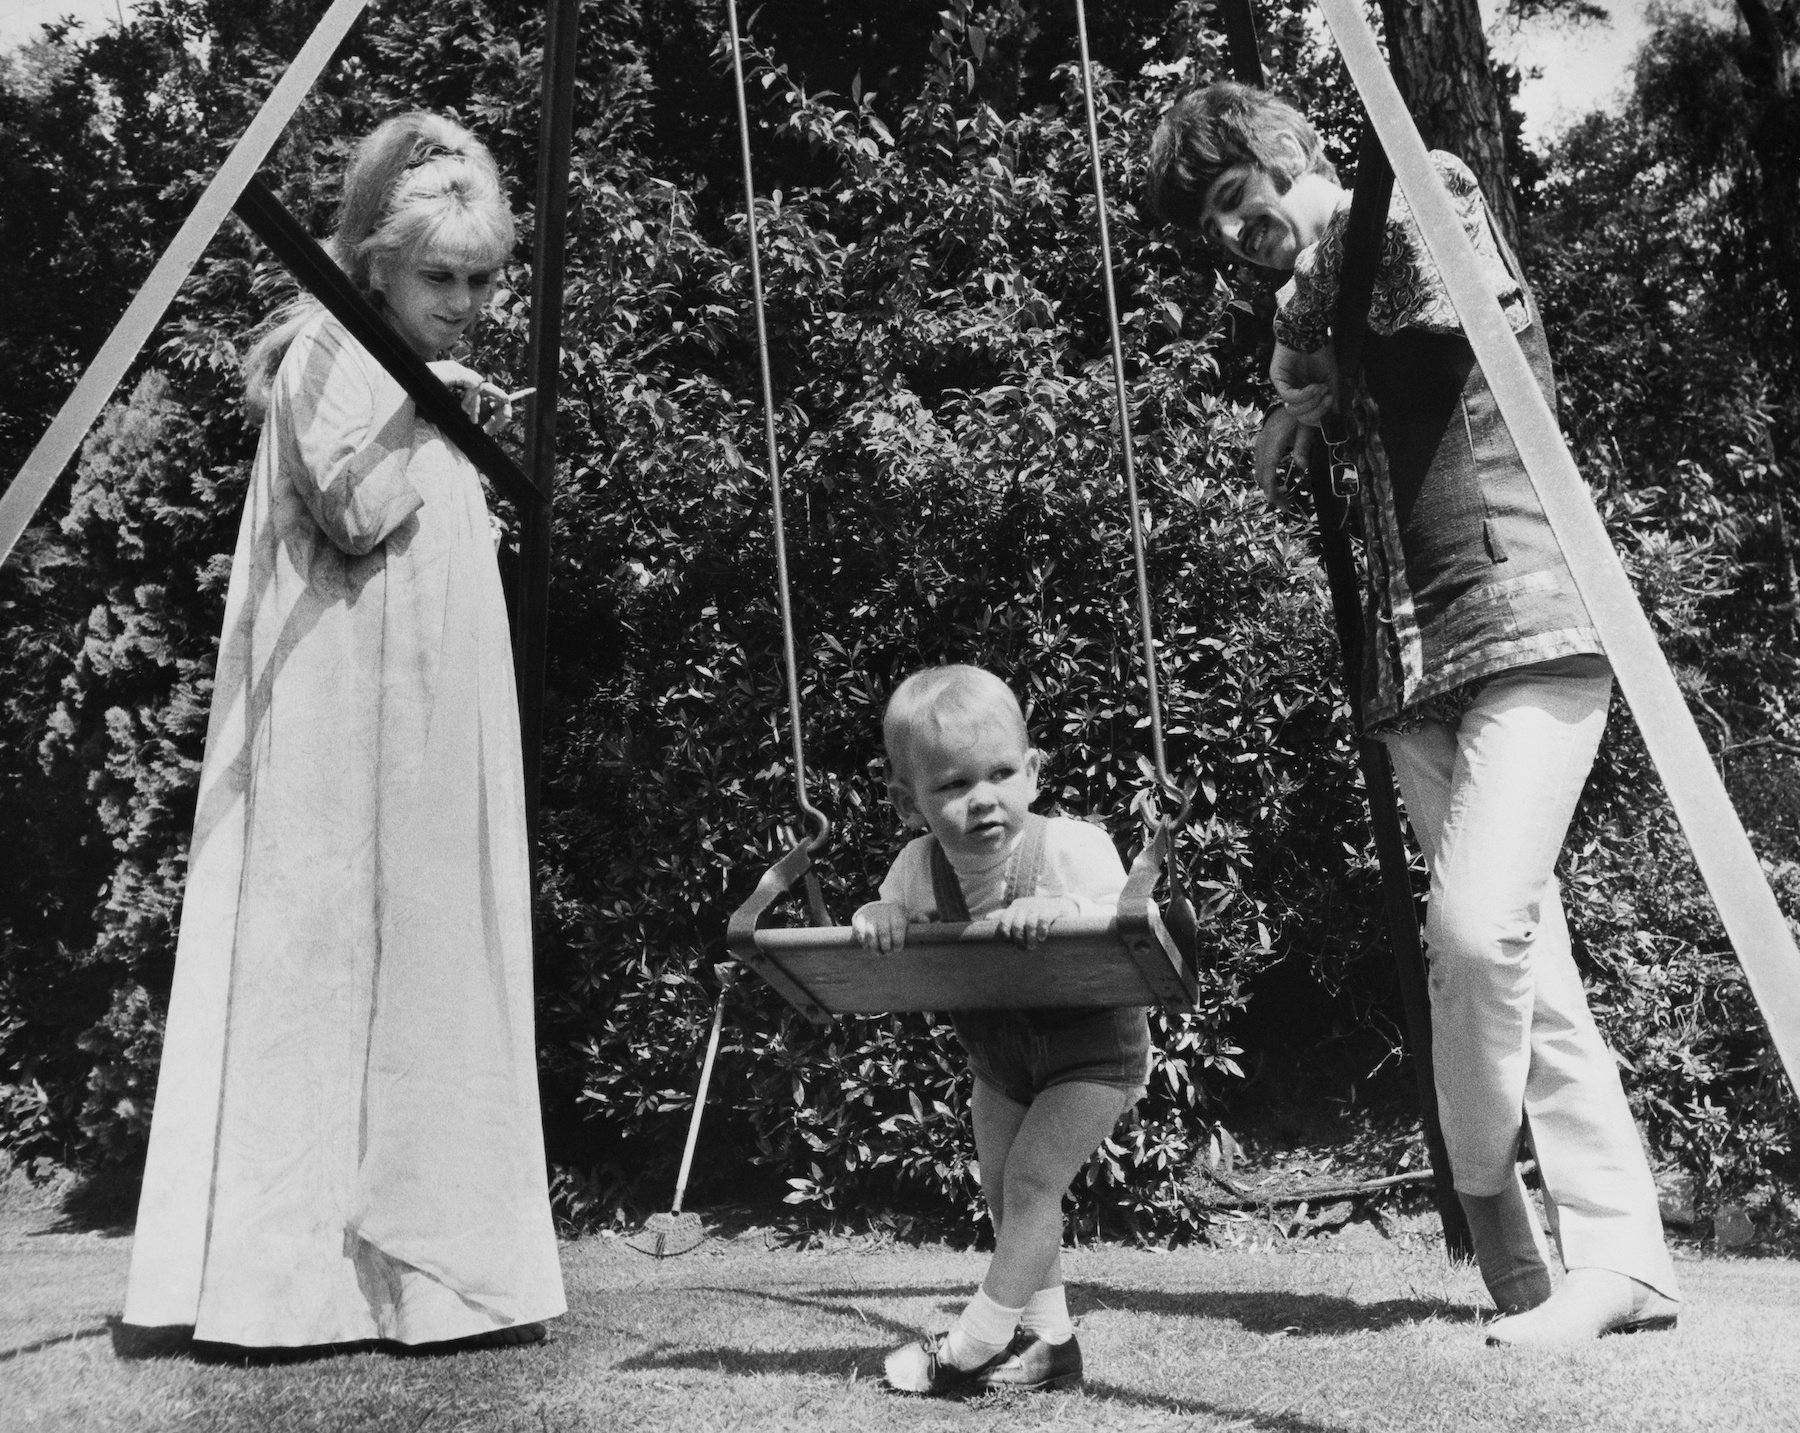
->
[1211, 0, 1470, 1258]
[517, 0, 582, 889]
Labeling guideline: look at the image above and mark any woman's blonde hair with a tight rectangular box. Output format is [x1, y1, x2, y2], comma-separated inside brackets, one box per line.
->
[243, 112, 515, 414]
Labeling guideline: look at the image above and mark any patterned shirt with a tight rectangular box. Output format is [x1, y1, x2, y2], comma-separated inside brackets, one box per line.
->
[1273, 151, 1527, 356]
[1272, 153, 1599, 730]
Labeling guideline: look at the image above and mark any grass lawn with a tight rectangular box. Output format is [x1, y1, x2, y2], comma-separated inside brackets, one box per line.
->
[4, 1172, 1798, 1433]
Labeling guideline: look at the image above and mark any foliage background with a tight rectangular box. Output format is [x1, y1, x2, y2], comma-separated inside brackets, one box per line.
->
[0, 0, 1795, 1238]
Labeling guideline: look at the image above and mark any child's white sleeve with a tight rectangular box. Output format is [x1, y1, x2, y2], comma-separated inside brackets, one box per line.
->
[1044, 819, 1128, 915]
[876, 837, 935, 916]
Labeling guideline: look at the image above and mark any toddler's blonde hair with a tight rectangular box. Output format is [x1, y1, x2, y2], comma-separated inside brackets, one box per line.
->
[882, 665, 1029, 790]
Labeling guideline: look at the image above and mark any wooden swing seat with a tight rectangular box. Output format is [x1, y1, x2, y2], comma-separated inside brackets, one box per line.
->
[727, 827, 1200, 1026]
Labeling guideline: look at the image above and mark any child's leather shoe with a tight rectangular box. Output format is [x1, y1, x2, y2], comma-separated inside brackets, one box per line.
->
[975, 1330, 1083, 1391]
[883, 1333, 1007, 1396]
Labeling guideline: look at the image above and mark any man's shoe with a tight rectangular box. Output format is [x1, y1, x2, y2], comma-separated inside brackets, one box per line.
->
[883, 1333, 1008, 1396]
[975, 1330, 1083, 1392]
[1486, 1270, 1678, 1348]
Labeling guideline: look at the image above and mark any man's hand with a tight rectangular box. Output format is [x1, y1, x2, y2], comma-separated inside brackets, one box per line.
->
[1252, 404, 1313, 511]
[1270, 342, 1338, 427]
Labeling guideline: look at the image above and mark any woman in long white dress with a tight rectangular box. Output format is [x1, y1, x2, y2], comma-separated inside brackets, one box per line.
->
[121, 113, 565, 1348]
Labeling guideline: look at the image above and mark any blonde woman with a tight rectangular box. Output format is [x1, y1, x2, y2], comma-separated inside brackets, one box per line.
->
[123, 113, 563, 1350]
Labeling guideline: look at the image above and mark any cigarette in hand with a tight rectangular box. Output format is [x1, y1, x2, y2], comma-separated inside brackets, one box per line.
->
[500, 386, 536, 403]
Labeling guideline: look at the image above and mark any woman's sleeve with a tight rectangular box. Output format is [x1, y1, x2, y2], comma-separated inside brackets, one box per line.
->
[278, 320, 426, 556]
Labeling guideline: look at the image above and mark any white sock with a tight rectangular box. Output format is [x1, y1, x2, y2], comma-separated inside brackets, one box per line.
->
[943, 1287, 1020, 1368]
[1020, 1285, 1073, 1344]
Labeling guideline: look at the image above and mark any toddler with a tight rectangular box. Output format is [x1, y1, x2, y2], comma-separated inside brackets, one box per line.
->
[853, 665, 1150, 1395]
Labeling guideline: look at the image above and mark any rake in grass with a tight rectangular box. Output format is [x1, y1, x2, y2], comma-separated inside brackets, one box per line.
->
[625, 967, 732, 1258]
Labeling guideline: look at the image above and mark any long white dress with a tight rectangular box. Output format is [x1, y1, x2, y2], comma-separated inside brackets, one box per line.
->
[122, 312, 566, 1345]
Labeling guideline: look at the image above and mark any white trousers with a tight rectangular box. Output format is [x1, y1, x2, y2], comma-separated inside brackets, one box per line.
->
[1381, 655, 1678, 1298]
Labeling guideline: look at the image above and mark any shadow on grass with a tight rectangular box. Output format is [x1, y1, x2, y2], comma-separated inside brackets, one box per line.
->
[111, 1322, 386, 1365]
[1075, 1283, 1479, 1336]
[616, 1341, 891, 1380]
[613, 1346, 1363, 1431]
[110, 1321, 549, 1365]
[28, 1168, 139, 1238]
[1079, 1379, 1360, 1432]
[630, 1277, 1476, 1344]
[680, 1283, 968, 1341]
[609, 1278, 1464, 1429]
[708, 1279, 1478, 1339]
[0, 1324, 113, 1362]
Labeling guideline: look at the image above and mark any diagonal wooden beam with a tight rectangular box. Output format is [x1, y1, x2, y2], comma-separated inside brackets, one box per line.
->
[0, 0, 373, 569]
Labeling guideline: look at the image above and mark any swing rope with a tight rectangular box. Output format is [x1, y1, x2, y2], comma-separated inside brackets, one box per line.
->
[724, 3, 1200, 1023]
[1070, 0, 1184, 815]
[725, 0, 829, 858]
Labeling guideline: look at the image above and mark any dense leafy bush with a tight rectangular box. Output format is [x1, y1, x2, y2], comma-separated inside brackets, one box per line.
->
[1523, 19, 1800, 1215]
[527, 3, 1385, 1237]
[1, 0, 1794, 1241]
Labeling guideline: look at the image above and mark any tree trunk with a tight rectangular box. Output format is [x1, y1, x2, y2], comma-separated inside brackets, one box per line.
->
[1732, 0, 1800, 633]
[1734, 0, 1800, 375]
[1377, 0, 1520, 246]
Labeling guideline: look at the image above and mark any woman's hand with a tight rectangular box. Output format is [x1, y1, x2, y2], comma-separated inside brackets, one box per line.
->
[426, 361, 527, 434]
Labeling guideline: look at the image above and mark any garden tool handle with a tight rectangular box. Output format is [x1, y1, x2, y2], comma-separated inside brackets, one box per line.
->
[670, 981, 729, 1216]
